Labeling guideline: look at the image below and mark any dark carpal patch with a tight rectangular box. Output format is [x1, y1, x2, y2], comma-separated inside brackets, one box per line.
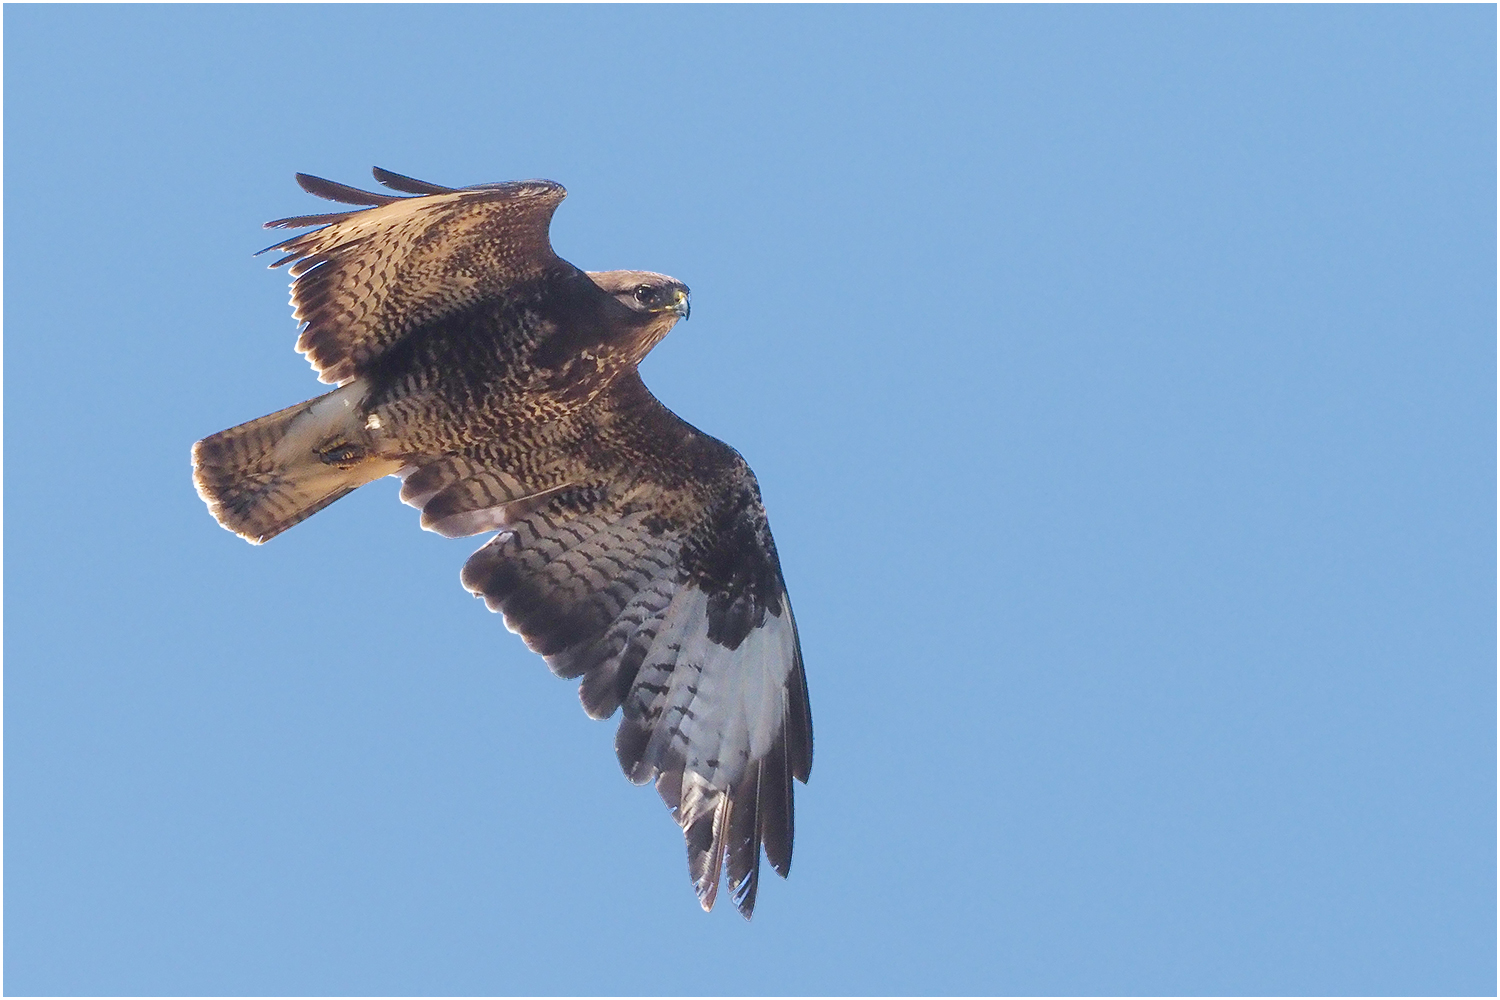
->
[684, 477, 787, 649]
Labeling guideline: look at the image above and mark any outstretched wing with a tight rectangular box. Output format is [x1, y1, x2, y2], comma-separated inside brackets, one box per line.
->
[413, 373, 812, 918]
[261, 168, 568, 385]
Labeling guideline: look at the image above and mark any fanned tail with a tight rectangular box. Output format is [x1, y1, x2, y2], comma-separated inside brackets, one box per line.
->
[192, 381, 399, 544]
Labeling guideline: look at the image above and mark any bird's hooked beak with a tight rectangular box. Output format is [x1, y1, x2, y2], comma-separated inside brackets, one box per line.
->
[672, 288, 691, 321]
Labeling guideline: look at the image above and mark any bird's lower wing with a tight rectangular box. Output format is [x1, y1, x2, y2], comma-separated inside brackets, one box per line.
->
[405, 377, 812, 917]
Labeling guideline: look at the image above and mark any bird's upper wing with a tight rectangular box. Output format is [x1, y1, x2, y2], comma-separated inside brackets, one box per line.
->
[261, 168, 568, 384]
[404, 373, 812, 918]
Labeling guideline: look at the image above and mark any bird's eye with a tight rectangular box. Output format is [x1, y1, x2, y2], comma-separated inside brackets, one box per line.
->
[633, 285, 654, 304]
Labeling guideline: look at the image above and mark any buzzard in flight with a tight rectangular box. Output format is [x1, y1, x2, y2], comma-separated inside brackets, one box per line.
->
[192, 169, 812, 917]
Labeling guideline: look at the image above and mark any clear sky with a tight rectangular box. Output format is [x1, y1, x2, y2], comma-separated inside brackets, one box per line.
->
[4, 5, 1494, 995]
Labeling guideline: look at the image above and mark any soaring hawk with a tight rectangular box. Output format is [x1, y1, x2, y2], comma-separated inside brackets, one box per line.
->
[192, 169, 812, 917]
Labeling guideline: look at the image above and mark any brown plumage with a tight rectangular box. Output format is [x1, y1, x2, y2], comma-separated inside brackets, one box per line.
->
[192, 168, 812, 918]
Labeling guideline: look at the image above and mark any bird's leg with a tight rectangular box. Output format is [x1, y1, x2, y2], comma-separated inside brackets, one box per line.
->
[316, 440, 368, 469]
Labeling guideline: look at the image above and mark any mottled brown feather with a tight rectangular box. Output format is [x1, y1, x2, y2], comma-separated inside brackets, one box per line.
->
[265, 178, 567, 384]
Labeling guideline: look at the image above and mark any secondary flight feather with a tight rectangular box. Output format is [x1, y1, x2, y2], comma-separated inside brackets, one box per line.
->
[192, 168, 812, 917]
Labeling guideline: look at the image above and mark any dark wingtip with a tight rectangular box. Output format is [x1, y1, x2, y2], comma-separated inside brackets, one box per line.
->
[372, 167, 457, 195]
[295, 172, 400, 207]
[735, 883, 758, 920]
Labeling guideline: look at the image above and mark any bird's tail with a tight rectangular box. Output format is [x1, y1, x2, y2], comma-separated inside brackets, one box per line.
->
[192, 381, 401, 544]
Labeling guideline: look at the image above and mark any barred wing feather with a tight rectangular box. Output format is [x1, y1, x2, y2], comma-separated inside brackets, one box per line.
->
[430, 392, 812, 918]
[260, 168, 568, 385]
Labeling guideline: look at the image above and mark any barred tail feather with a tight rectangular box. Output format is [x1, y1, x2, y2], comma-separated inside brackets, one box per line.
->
[192, 382, 398, 544]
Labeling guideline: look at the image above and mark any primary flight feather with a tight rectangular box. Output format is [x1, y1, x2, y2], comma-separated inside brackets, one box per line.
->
[192, 168, 812, 918]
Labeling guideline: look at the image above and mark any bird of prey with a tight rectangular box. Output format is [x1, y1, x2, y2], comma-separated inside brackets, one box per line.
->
[192, 169, 812, 918]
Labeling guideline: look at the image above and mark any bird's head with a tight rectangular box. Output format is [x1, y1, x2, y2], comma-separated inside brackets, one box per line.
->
[572, 270, 692, 375]
[588, 270, 691, 322]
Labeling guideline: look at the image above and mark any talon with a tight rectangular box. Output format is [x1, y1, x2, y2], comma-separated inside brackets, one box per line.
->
[318, 442, 365, 467]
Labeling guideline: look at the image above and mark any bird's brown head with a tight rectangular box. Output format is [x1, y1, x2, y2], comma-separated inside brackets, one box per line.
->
[589, 269, 690, 319]
[570, 269, 693, 374]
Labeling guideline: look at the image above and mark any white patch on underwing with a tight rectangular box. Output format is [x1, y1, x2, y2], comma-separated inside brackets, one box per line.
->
[630, 589, 795, 792]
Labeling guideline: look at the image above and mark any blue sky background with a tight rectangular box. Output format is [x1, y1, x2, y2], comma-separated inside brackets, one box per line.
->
[5, 5, 1494, 995]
